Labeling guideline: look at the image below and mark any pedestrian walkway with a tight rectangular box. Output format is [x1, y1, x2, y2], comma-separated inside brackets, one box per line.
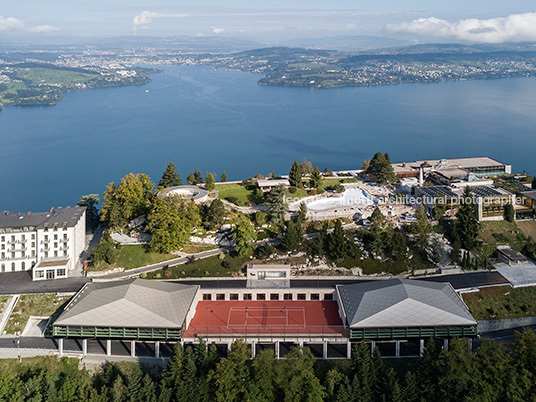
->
[0, 295, 19, 334]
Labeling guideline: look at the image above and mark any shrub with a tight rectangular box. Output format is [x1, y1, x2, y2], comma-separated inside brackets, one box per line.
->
[226, 196, 240, 205]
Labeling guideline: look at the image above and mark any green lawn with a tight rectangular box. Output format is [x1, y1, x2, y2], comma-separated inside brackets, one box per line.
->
[14, 67, 97, 85]
[215, 177, 354, 206]
[463, 286, 536, 320]
[218, 185, 263, 206]
[5, 294, 71, 335]
[115, 245, 175, 270]
[144, 253, 251, 279]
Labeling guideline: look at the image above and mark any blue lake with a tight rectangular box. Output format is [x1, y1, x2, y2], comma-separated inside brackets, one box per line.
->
[1, 64, 535, 212]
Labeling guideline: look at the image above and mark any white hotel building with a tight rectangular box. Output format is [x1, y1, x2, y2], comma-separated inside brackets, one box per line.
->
[0, 206, 86, 280]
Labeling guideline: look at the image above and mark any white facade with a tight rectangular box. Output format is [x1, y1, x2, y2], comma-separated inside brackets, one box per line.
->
[0, 207, 86, 280]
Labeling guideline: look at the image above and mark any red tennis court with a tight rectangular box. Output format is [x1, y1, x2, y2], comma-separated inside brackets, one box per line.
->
[184, 301, 346, 338]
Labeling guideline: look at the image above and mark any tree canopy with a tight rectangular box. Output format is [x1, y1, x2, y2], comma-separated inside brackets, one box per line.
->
[101, 173, 154, 228]
[455, 187, 480, 250]
[147, 194, 200, 253]
[366, 152, 398, 184]
[5, 330, 536, 401]
[158, 162, 182, 189]
[289, 160, 302, 188]
[77, 194, 100, 230]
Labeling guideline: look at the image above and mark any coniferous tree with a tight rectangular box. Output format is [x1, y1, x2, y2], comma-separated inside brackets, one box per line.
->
[265, 185, 287, 226]
[289, 160, 302, 188]
[309, 165, 323, 188]
[370, 206, 386, 229]
[328, 219, 349, 259]
[456, 187, 480, 250]
[504, 203, 515, 222]
[296, 202, 307, 226]
[205, 172, 215, 191]
[220, 170, 228, 182]
[78, 194, 101, 230]
[158, 162, 182, 189]
[282, 220, 303, 252]
[411, 204, 431, 248]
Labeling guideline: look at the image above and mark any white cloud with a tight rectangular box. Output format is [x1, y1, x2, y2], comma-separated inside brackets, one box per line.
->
[0, 15, 26, 32]
[30, 25, 60, 33]
[132, 10, 188, 32]
[386, 12, 536, 43]
[0, 15, 58, 34]
[211, 27, 225, 35]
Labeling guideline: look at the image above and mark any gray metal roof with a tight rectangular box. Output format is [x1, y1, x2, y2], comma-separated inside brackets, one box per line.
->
[55, 279, 199, 329]
[337, 279, 476, 328]
[0, 206, 86, 229]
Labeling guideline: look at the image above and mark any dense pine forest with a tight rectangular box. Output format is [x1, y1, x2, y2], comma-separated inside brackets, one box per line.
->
[2, 330, 536, 401]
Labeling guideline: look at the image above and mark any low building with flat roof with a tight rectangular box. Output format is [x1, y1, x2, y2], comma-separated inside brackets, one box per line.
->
[392, 157, 511, 180]
[257, 179, 290, 193]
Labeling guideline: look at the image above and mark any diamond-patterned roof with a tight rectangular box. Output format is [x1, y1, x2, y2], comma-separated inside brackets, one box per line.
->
[55, 279, 199, 328]
[337, 279, 476, 328]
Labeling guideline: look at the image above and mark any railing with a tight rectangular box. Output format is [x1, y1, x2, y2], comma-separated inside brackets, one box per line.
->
[184, 325, 348, 339]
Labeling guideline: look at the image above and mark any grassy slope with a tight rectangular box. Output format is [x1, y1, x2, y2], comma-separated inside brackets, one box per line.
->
[115, 245, 175, 270]
[144, 253, 250, 279]
[463, 286, 536, 320]
[0, 66, 98, 103]
[5, 294, 71, 335]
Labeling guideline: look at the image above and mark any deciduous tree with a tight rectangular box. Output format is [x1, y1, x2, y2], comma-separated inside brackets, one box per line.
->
[147, 195, 200, 253]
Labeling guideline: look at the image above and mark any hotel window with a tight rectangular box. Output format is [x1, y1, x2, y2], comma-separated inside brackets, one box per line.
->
[1, 264, 4, 272]
[63, 250, 67, 257]
[0, 236, 4, 242]
[11, 263, 15, 271]
[21, 262, 25, 270]
[256, 293, 266, 301]
[54, 234, 58, 240]
[32, 251, 35, 257]
[1, 244, 3, 249]
[57, 268, 66, 277]
[283, 293, 293, 300]
[21, 251, 25, 258]
[32, 234, 35, 239]
[54, 251, 58, 257]
[297, 293, 306, 300]
[11, 235, 14, 241]
[216, 293, 225, 301]
[324, 294, 334, 300]
[230, 293, 239, 301]
[35, 270, 44, 278]
[243, 293, 252, 301]
[270, 294, 279, 301]
[21, 235, 25, 241]
[63, 234, 68, 240]
[45, 235, 48, 241]
[311, 294, 320, 300]
[11, 252, 15, 258]
[1, 252, 4, 259]
[32, 242, 35, 247]
[202, 294, 212, 301]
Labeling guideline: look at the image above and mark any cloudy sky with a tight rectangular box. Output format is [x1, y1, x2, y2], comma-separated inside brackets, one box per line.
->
[1, 1, 536, 43]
